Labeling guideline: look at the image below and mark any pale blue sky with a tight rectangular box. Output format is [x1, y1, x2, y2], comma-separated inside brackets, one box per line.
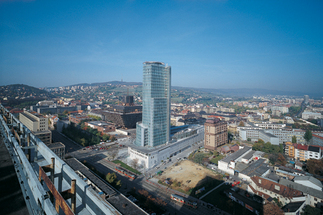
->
[0, 0, 322, 94]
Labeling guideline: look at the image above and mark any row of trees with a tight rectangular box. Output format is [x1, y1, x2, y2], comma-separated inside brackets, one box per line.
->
[252, 139, 283, 154]
[252, 139, 287, 165]
[62, 122, 115, 146]
[105, 173, 122, 188]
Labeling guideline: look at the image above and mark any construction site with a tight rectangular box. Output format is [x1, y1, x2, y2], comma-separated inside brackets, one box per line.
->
[156, 160, 223, 196]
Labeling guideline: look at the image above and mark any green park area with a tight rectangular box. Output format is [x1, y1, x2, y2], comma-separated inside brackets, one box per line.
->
[113, 160, 141, 175]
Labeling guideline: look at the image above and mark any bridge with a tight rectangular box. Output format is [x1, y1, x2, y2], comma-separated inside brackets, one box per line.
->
[0, 104, 147, 215]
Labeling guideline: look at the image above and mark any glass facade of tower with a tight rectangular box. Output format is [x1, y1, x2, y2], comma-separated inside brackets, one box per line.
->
[135, 62, 171, 147]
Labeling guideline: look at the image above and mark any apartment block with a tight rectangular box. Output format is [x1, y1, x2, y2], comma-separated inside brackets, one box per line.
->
[204, 118, 228, 150]
[285, 142, 322, 161]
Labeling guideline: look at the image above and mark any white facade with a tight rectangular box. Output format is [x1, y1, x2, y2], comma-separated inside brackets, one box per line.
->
[253, 122, 286, 129]
[259, 131, 279, 145]
[129, 126, 204, 169]
[302, 112, 322, 120]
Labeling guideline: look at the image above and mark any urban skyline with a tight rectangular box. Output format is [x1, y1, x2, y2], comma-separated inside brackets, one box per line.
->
[1, 1, 323, 94]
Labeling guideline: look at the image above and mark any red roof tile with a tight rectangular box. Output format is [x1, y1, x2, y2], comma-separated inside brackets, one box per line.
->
[250, 176, 303, 198]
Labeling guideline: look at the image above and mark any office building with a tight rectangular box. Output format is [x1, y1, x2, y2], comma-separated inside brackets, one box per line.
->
[19, 110, 52, 145]
[204, 118, 227, 150]
[304, 95, 309, 104]
[103, 105, 142, 128]
[302, 112, 322, 120]
[48, 142, 65, 159]
[135, 61, 171, 147]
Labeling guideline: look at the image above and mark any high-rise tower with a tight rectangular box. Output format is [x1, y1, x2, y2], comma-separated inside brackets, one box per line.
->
[135, 62, 171, 147]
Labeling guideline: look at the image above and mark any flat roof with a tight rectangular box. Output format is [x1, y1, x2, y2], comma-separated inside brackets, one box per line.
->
[242, 151, 255, 160]
[48, 142, 65, 149]
[20, 112, 38, 122]
[143, 61, 164, 65]
[240, 159, 270, 177]
[282, 201, 305, 213]
[260, 131, 277, 138]
[222, 146, 252, 163]
[65, 158, 147, 215]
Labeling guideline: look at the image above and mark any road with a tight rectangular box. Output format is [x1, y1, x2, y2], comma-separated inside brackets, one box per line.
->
[54, 131, 225, 214]
[52, 130, 82, 153]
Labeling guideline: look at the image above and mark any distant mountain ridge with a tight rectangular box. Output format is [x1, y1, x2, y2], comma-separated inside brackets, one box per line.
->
[68, 81, 320, 98]
[1, 82, 321, 98]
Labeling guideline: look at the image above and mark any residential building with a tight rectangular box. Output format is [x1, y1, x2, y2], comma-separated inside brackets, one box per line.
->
[135, 62, 171, 147]
[247, 176, 304, 206]
[295, 144, 308, 161]
[279, 178, 323, 208]
[286, 143, 322, 161]
[204, 118, 227, 150]
[285, 142, 296, 158]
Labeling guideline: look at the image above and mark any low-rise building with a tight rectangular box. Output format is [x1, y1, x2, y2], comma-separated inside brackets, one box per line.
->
[247, 176, 305, 206]
[218, 146, 252, 175]
[129, 125, 204, 169]
[279, 178, 323, 208]
[286, 143, 323, 161]
[48, 142, 65, 159]
[69, 115, 90, 124]
[302, 112, 322, 120]
[311, 134, 323, 147]
[84, 121, 115, 134]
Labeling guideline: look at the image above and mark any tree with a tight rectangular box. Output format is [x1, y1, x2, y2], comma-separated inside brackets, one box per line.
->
[304, 130, 312, 143]
[116, 180, 122, 188]
[306, 159, 323, 176]
[292, 135, 297, 143]
[194, 153, 205, 164]
[277, 153, 287, 166]
[301, 205, 321, 215]
[131, 158, 139, 169]
[263, 203, 284, 215]
[238, 121, 245, 127]
[106, 173, 117, 184]
[109, 135, 116, 142]
[110, 149, 118, 160]
[258, 139, 265, 144]
[247, 138, 251, 142]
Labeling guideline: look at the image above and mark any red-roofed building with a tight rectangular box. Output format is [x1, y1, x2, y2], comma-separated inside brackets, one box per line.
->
[285, 142, 322, 161]
[311, 134, 323, 148]
[248, 176, 304, 206]
[208, 115, 225, 120]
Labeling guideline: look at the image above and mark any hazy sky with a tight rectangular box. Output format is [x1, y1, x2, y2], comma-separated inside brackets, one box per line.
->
[1, 0, 322, 94]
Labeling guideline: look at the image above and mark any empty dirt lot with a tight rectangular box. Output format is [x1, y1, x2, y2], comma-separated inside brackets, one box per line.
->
[156, 160, 222, 189]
